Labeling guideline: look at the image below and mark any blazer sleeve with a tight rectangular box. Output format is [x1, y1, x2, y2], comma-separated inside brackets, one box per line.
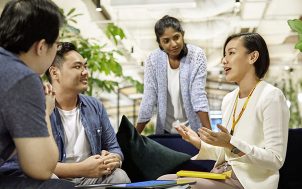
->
[229, 89, 290, 171]
[137, 53, 158, 123]
[192, 140, 222, 160]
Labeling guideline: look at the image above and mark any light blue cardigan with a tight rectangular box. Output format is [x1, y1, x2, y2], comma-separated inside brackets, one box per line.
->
[137, 44, 209, 134]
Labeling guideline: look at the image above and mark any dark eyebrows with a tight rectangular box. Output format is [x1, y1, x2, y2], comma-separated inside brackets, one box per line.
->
[224, 47, 236, 56]
[73, 61, 87, 66]
[160, 32, 182, 40]
[83, 60, 88, 65]
[227, 47, 236, 51]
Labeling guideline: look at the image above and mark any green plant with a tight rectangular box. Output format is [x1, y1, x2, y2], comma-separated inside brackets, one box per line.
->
[288, 19, 302, 52]
[60, 8, 143, 96]
[281, 77, 302, 128]
[284, 19, 302, 128]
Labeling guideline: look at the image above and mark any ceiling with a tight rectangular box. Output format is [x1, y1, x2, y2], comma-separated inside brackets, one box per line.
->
[92, 0, 302, 124]
[1, 0, 301, 127]
[99, 0, 302, 76]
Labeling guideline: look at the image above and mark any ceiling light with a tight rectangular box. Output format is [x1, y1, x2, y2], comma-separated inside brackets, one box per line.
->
[234, 0, 241, 13]
[96, 0, 102, 11]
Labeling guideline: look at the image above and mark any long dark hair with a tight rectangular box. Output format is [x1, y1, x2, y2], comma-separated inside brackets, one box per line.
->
[154, 15, 188, 59]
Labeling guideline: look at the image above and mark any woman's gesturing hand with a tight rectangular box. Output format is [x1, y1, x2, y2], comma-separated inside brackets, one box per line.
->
[175, 125, 201, 149]
[198, 124, 233, 150]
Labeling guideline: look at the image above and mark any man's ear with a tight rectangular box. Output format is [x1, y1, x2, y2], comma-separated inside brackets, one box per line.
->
[35, 39, 47, 56]
[249, 51, 259, 64]
[48, 66, 58, 80]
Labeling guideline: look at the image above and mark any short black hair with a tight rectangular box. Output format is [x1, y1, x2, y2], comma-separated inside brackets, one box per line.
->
[0, 0, 63, 54]
[223, 32, 270, 79]
[154, 15, 187, 59]
[45, 42, 77, 83]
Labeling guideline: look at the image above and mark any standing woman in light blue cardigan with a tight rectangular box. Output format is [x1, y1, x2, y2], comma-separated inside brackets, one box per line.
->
[136, 15, 211, 134]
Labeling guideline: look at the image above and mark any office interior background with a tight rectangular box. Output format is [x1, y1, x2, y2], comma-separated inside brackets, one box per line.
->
[1, 0, 301, 132]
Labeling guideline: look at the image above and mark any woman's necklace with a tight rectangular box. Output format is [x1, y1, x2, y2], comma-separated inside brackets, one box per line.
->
[230, 81, 261, 135]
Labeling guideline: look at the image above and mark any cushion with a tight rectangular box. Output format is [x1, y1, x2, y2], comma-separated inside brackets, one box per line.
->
[148, 134, 215, 172]
[116, 116, 191, 182]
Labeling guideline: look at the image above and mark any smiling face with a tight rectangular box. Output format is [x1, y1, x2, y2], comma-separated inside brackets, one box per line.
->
[159, 27, 184, 59]
[54, 50, 88, 93]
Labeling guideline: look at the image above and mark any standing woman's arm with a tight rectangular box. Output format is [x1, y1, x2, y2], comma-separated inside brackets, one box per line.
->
[136, 54, 158, 133]
[190, 47, 211, 129]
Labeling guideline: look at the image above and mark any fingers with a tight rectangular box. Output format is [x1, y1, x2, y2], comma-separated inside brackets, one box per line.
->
[175, 125, 186, 134]
[103, 155, 119, 165]
[103, 161, 119, 171]
[175, 125, 185, 133]
[198, 128, 217, 144]
[99, 161, 118, 173]
[98, 165, 112, 176]
[43, 82, 55, 96]
[101, 150, 109, 156]
[43, 82, 50, 94]
[217, 124, 228, 133]
[179, 124, 189, 131]
[92, 154, 102, 159]
[201, 127, 218, 137]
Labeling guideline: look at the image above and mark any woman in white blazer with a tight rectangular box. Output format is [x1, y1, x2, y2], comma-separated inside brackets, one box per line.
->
[159, 33, 290, 189]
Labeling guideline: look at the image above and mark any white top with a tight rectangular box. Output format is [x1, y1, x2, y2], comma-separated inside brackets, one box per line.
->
[58, 107, 91, 163]
[193, 81, 290, 189]
[165, 59, 187, 133]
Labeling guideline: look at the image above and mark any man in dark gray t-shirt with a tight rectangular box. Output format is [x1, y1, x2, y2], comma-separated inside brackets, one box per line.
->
[0, 47, 48, 166]
[0, 0, 74, 188]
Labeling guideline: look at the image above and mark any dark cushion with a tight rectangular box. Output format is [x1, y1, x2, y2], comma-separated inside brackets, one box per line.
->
[116, 116, 191, 182]
[278, 128, 302, 189]
[148, 134, 215, 172]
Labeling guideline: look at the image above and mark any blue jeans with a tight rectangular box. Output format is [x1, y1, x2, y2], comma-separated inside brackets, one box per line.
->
[0, 175, 75, 189]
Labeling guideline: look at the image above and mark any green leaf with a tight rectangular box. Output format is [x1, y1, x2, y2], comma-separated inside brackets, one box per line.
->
[69, 18, 78, 24]
[288, 19, 302, 33]
[295, 41, 302, 52]
[66, 8, 76, 16]
[69, 13, 83, 18]
[59, 7, 143, 96]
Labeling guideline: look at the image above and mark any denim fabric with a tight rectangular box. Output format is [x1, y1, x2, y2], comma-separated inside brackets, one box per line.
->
[51, 94, 123, 162]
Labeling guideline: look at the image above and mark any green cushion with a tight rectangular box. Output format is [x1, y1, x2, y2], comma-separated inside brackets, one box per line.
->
[116, 115, 191, 182]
